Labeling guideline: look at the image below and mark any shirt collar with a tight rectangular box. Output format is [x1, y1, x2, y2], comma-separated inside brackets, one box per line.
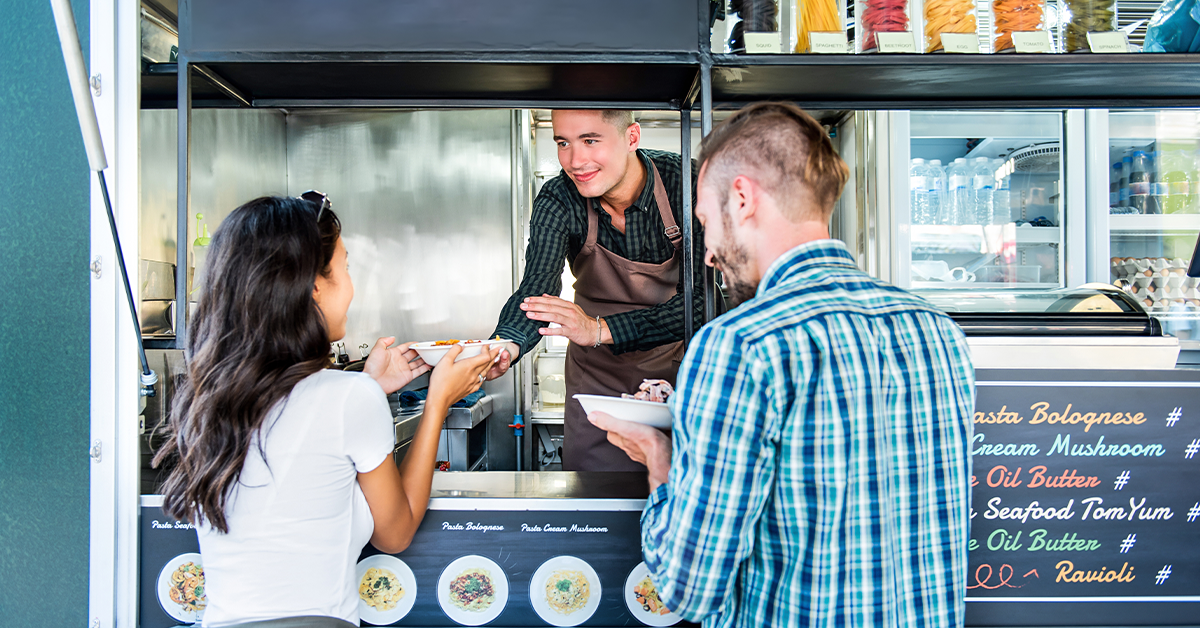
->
[631, 149, 655, 213]
[757, 239, 858, 297]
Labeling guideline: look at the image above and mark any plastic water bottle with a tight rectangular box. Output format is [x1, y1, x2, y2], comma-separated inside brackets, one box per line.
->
[992, 158, 1012, 225]
[910, 158, 931, 225]
[1161, 149, 1195, 214]
[1120, 153, 1133, 208]
[1128, 150, 1152, 214]
[928, 159, 946, 225]
[942, 158, 970, 225]
[1110, 161, 1123, 208]
[970, 157, 995, 226]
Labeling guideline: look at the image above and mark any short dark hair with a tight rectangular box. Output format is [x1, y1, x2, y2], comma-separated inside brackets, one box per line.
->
[698, 102, 848, 222]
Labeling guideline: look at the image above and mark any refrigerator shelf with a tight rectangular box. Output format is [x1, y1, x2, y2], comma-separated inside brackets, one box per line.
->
[1109, 214, 1200, 232]
[912, 281, 1060, 290]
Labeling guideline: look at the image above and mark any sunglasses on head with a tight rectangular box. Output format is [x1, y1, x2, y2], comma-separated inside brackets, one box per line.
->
[300, 190, 330, 222]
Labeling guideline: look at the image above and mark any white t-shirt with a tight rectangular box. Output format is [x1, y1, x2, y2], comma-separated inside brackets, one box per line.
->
[198, 369, 394, 627]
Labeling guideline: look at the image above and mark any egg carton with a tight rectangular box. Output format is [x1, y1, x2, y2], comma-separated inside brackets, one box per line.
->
[1111, 257, 1197, 313]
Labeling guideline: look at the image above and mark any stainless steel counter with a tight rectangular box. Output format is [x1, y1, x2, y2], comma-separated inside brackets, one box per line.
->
[428, 471, 650, 511]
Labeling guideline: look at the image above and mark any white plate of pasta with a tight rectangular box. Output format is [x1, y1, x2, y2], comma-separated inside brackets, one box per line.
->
[157, 552, 207, 624]
[529, 556, 601, 627]
[357, 554, 417, 626]
[437, 554, 509, 625]
[623, 562, 683, 626]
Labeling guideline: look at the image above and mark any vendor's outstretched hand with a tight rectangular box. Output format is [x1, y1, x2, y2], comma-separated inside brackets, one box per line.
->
[363, 337, 430, 394]
[521, 295, 608, 347]
[587, 411, 672, 490]
[484, 342, 520, 381]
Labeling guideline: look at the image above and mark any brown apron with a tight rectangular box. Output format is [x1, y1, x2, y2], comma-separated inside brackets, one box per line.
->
[564, 162, 686, 472]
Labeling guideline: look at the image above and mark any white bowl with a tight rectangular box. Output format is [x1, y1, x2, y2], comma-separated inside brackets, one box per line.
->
[412, 339, 510, 367]
[574, 394, 673, 429]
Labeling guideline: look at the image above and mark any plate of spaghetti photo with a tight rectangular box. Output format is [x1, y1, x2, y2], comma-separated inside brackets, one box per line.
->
[529, 556, 601, 627]
[623, 562, 683, 626]
[157, 552, 207, 624]
[437, 555, 508, 625]
[356, 554, 417, 626]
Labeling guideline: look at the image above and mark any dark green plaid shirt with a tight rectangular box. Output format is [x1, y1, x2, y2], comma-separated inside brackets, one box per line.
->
[492, 148, 703, 359]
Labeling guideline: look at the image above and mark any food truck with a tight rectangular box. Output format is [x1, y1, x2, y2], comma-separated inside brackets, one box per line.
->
[6, 0, 1200, 626]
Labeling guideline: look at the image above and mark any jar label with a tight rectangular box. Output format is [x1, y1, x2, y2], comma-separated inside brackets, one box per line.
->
[941, 33, 980, 54]
[809, 32, 848, 54]
[745, 33, 783, 54]
[1087, 31, 1130, 53]
[876, 32, 918, 53]
[1012, 31, 1053, 53]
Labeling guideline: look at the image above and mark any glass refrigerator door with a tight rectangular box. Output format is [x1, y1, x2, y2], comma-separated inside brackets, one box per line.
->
[900, 111, 1065, 290]
[1105, 109, 1200, 344]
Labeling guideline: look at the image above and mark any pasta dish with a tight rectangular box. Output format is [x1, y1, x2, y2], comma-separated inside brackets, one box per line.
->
[634, 576, 670, 616]
[359, 567, 405, 611]
[167, 561, 206, 613]
[448, 567, 495, 612]
[545, 569, 589, 615]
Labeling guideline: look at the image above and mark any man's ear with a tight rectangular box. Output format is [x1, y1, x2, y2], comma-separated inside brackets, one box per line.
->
[627, 122, 641, 152]
[729, 175, 758, 226]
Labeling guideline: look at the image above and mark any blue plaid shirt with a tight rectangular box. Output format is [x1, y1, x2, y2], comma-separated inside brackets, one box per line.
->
[642, 240, 975, 628]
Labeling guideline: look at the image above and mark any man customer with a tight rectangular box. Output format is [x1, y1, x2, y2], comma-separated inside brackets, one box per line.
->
[486, 110, 704, 471]
[591, 102, 976, 627]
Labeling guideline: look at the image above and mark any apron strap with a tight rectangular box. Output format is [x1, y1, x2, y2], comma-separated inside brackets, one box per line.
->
[648, 161, 682, 251]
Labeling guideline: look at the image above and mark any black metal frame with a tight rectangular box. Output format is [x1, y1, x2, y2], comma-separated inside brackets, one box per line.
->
[166, 0, 1200, 348]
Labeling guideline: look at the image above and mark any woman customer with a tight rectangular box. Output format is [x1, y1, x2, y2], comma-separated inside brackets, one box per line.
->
[153, 194, 498, 628]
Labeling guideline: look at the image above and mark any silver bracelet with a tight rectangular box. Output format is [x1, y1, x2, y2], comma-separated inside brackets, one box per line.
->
[593, 315, 602, 348]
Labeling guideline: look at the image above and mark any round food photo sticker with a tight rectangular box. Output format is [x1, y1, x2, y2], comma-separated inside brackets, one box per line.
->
[356, 554, 417, 626]
[437, 555, 509, 626]
[624, 562, 683, 626]
[529, 556, 601, 627]
[157, 552, 207, 624]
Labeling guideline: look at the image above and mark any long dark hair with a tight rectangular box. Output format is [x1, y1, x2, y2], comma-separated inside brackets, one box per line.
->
[153, 196, 342, 533]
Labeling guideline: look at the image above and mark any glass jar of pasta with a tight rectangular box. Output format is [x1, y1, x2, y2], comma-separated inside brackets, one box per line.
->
[992, 0, 1046, 52]
[1064, 0, 1117, 52]
[923, 0, 977, 52]
[858, 0, 910, 52]
[796, 0, 844, 53]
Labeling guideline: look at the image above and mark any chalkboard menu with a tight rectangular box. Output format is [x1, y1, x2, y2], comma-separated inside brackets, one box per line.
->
[965, 370, 1200, 626]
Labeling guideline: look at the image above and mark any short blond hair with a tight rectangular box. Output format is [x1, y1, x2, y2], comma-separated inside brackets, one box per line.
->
[601, 110, 636, 130]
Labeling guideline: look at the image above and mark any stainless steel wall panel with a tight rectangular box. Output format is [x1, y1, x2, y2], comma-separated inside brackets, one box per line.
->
[286, 110, 517, 469]
[139, 109, 288, 265]
[285, 110, 513, 349]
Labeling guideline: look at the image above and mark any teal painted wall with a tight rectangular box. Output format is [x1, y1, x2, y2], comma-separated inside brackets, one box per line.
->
[0, 0, 92, 625]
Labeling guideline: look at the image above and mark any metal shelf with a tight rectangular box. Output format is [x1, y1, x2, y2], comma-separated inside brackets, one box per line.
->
[1109, 214, 1200, 232]
[710, 53, 1200, 110]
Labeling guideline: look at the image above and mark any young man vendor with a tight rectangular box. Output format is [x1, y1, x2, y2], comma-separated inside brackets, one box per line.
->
[486, 110, 703, 471]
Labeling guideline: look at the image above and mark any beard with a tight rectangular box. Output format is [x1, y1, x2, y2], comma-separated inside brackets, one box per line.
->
[710, 210, 757, 307]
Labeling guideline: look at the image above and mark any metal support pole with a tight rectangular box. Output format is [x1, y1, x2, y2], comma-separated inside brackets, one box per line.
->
[176, 58, 191, 349]
[681, 108, 695, 344]
[699, 59, 718, 323]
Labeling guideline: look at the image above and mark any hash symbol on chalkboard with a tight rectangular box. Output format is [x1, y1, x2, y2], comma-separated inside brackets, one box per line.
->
[1119, 534, 1136, 553]
[1113, 471, 1130, 490]
[1166, 407, 1183, 427]
[1187, 502, 1200, 522]
[1186, 439, 1200, 459]
[1155, 565, 1172, 584]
